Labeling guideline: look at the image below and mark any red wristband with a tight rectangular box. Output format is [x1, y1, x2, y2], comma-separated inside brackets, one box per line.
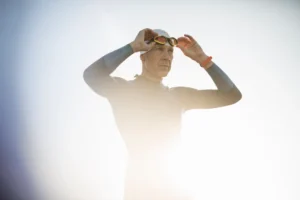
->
[200, 56, 213, 68]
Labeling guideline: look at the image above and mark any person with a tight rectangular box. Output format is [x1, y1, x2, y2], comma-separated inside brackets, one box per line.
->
[83, 28, 242, 200]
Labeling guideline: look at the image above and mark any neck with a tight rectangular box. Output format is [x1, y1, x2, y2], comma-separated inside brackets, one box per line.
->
[141, 67, 163, 83]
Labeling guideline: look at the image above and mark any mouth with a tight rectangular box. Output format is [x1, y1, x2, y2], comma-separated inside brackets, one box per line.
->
[158, 65, 170, 71]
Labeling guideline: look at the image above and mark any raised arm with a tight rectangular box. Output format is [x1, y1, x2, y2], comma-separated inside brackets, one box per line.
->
[171, 34, 242, 110]
[172, 62, 242, 110]
[83, 43, 133, 97]
[83, 28, 157, 97]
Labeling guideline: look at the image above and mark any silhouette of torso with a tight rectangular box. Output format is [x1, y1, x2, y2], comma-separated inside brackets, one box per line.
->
[108, 76, 183, 154]
[105, 76, 190, 200]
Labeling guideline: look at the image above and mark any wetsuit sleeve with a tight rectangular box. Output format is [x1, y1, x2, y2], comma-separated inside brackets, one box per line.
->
[83, 43, 134, 98]
[171, 63, 242, 110]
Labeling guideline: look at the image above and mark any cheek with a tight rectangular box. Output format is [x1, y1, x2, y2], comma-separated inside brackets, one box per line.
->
[148, 54, 161, 64]
[146, 51, 158, 60]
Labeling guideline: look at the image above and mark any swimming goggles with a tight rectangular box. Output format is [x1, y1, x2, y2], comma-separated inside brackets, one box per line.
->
[147, 35, 178, 47]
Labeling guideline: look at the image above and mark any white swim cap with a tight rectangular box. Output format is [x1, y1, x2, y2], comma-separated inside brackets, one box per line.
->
[140, 29, 170, 55]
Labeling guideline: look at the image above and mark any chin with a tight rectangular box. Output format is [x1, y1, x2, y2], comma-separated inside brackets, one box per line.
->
[157, 71, 169, 78]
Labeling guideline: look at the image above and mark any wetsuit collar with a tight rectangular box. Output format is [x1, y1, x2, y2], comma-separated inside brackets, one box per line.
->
[134, 74, 167, 88]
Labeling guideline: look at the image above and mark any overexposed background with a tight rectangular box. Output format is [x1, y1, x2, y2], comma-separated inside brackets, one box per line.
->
[4, 0, 300, 199]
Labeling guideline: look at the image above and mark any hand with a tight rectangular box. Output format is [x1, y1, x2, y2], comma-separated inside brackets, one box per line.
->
[176, 34, 208, 63]
[130, 28, 158, 53]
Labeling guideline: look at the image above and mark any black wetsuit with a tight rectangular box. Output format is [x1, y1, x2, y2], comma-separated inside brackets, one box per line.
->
[83, 43, 242, 200]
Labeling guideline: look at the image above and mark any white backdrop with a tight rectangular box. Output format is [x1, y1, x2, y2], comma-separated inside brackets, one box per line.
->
[12, 0, 300, 199]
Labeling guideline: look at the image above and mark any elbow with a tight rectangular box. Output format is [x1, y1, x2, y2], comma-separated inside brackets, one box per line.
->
[229, 87, 242, 105]
[83, 68, 90, 84]
[83, 62, 108, 85]
[234, 90, 242, 103]
[83, 67, 103, 96]
[83, 67, 96, 87]
[222, 87, 242, 106]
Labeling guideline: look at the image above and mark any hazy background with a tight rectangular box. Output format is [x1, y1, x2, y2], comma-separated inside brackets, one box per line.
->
[1, 0, 299, 199]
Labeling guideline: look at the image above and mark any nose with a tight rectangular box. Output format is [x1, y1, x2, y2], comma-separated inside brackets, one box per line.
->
[162, 49, 172, 60]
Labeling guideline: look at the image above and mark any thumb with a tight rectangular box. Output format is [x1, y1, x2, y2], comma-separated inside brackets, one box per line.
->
[145, 41, 156, 51]
[176, 43, 184, 51]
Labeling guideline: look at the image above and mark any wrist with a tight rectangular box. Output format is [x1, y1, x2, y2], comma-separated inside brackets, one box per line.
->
[195, 54, 209, 63]
[196, 54, 213, 69]
[129, 42, 137, 53]
[202, 61, 214, 69]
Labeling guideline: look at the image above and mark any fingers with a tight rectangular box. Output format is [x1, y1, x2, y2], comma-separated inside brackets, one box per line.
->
[142, 28, 158, 41]
[177, 34, 196, 44]
[176, 37, 191, 49]
[184, 34, 196, 43]
[177, 37, 190, 44]
[176, 34, 197, 49]
[146, 41, 156, 51]
[132, 28, 158, 52]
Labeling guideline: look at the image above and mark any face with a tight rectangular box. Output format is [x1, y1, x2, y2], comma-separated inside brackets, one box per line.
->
[141, 44, 174, 78]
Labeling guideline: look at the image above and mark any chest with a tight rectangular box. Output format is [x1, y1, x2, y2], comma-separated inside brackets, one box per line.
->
[113, 86, 182, 117]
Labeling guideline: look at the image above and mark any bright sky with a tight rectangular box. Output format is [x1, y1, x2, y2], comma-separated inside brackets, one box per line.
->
[17, 0, 300, 200]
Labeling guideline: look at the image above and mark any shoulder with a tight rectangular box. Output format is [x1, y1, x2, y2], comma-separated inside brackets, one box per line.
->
[108, 76, 128, 84]
[169, 86, 197, 94]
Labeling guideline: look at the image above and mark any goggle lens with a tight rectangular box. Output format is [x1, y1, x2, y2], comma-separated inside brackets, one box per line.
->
[153, 36, 178, 46]
[168, 37, 178, 46]
[155, 36, 167, 44]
